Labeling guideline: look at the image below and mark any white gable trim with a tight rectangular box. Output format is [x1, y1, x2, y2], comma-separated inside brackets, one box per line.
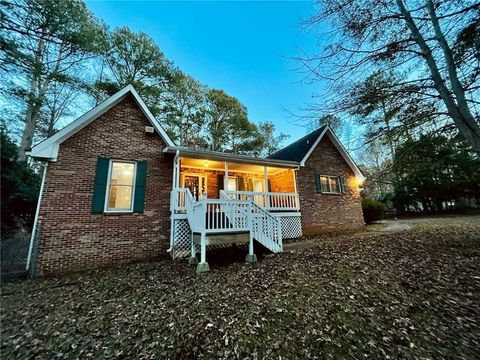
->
[27, 85, 174, 161]
[300, 126, 365, 181]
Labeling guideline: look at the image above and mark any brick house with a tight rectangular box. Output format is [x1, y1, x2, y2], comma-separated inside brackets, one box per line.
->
[27, 86, 365, 275]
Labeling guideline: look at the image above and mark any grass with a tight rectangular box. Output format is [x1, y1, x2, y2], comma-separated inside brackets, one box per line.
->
[1, 216, 479, 359]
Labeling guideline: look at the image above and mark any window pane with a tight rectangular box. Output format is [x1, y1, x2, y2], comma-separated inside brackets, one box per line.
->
[111, 162, 135, 186]
[108, 185, 132, 209]
[320, 176, 330, 192]
[330, 177, 339, 193]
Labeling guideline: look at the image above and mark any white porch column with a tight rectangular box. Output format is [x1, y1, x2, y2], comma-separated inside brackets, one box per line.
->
[264, 166, 268, 192]
[293, 169, 299, 210]
[224, 161, 229, 192]
[293, 169, 298, 193]
[175, 155, 181, 188]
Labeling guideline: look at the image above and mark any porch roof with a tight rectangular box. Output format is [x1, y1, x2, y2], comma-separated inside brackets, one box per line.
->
[163, 146, 300, 168]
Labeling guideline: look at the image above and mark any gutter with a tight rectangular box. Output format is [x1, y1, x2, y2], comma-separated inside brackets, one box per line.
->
[26, 161, 48, 272]
[163, 146, 300, 168]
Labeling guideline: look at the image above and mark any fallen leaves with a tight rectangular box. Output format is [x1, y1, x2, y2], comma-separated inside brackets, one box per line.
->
[1, 215, 480, 359]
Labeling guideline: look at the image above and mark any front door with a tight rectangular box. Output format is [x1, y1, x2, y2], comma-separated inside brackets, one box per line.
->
[252, 179, 265, 207]
[182, 174, 207, 200]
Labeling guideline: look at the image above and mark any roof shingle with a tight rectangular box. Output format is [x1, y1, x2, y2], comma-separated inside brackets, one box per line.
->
[268, 126, 327, 162]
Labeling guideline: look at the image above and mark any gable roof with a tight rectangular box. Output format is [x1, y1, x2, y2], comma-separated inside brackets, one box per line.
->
[269, 126, 365, 180]
[27, 85, 174, 161]
[268, 125, 327, 162]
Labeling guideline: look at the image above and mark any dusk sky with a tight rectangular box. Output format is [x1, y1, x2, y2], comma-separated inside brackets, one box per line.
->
[85, 1, 325, 143]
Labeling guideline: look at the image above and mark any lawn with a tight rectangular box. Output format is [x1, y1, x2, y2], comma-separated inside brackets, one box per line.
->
[1, 216, 479, 359]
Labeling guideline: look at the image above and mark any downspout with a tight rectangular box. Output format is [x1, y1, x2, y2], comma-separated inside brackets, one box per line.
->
[167, 150, 180, 253]
[26, 161, 48, 271]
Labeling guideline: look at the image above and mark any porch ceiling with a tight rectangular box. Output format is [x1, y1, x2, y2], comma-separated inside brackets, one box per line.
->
[180, 157, 289, 175]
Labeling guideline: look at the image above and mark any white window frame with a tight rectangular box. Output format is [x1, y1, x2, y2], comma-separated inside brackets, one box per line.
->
[320, 175, 341, 195]
[104, 160, 137, 213]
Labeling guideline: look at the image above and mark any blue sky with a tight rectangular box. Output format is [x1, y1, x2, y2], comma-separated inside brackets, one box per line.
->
[85, 1, 324, 143]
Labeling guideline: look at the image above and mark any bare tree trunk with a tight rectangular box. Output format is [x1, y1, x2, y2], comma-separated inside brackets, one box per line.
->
[396, 0, 480, 156]
[18, 41, 65, 161]
[18, 38, 45, 162]
[425, 0, 480, 145]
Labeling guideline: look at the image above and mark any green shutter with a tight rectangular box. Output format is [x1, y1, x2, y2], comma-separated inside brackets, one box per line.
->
[315, 173, 322, 193]
[238, 176, 245, 191]
[218, 174, 224, 196]
[133, 161, 147, 213]
[247, 178, 254, 192]
[91, 157, 110, 214]
[339, 176, 346, 194]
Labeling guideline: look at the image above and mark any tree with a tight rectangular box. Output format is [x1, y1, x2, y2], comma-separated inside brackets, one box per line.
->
[36, 81, 82, 138]
[349, 71, 433, 158]
[205, 89, 249, 152]
[302, 0, 480, 155]
[309, 114, 344, 136]
[1, 0, 107, 161]
[162, 72, 208, 147]
[248, 122, 289, 157]
[393, 134, 480, 211]
[96, 27, 174, 115]
[1, 127, 41, 231]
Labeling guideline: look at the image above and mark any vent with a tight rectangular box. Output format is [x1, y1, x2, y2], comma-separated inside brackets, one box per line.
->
[145, 126, 154, 133]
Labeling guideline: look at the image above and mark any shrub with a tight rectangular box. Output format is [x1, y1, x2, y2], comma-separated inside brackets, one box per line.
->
[362, 199, 385, 224]
[1, 129, 41, 232]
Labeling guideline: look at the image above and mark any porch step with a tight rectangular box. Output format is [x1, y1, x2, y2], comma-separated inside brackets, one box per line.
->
[193, 232, 249, 246]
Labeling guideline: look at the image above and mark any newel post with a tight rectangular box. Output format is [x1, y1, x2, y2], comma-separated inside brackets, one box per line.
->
[196, 193, 210, 274]
[245, 201, 257, 264]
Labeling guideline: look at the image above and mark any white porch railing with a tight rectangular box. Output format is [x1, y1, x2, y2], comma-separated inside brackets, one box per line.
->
[220, 191, 282, 253]
[171, 188, 284, 271]
[223, 190, 300, 211]
[171, 188, 187, 212]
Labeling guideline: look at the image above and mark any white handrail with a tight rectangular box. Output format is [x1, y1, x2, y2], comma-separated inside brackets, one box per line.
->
[221, 190, 282, 252]
[172, 189, 283, 256]
[224, 190, 300, 211]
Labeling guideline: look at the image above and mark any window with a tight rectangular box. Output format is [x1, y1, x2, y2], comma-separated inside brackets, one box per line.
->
[320, 176, 330, 192]
[316, 174, 346, 194]
[106, 161, 136, 211]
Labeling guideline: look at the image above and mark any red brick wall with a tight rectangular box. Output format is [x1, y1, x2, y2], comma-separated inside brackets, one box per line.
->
[297, 135, 364, 234]
[37, 95, 173, 275]
[269, 169, 295, 193]
[179, 167, 266, 198]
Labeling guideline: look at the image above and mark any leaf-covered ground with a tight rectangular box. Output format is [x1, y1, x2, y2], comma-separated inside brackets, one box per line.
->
[2, 216, 479, 359]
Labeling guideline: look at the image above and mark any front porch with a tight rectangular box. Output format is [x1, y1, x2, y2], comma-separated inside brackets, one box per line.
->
[166, 148, 303, 272]
[172, 156, 300, 212]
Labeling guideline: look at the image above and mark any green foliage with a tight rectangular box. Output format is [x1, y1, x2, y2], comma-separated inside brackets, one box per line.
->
[206, 89, 251, 153]
[361, 199, 385, 223]
[1, 0, 289, 159]
[314, 114, 343, 135]
[393, 134, 480, 212]
[1, 128, 41, 230]
[1, 0, 108, 158]
[96, 27, 174, 115]
[163, 72, 208, 147]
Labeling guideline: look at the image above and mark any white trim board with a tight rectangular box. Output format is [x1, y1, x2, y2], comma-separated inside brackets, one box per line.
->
[27, 85, 174, 161]
[300, 127, 365, 181]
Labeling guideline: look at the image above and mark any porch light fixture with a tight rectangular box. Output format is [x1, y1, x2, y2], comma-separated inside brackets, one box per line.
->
[357, 177, 365, 188]
[203, 160, 209, 167]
